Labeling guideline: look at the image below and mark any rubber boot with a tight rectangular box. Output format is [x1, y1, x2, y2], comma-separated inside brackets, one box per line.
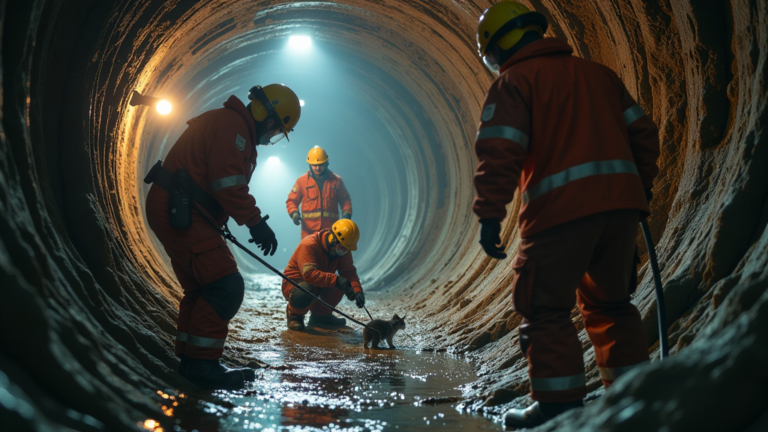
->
[308, 313, 346, 328]
[177, 354, 188, 377]
[286, 305, 306, 331]
[503, 400, 583, 430]
[184, 358, 246, 391]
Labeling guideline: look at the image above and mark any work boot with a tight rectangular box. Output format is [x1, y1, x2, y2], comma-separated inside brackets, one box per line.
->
[177, 354, 188, 376]
[308, 313, 346, 328]
[184, 357, 246, 391]
[286, 305, 305, 331]
[503, 401, 583, 430]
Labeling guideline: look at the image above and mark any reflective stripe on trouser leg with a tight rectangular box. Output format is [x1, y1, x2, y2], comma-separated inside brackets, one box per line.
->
[172, 259, 204, 356]
[309, 287, 344, 316]
[522, 309, 587, 403]
[599, 361, 649, 383]
[185, 297, 229, 360]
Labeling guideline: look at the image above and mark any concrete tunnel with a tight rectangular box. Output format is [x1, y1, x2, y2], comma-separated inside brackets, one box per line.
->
[1, 0, 767, 430]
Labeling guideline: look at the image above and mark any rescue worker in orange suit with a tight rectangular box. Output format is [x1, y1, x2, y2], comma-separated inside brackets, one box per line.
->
[282, 219, 365, 330]
[145, 84, 302, 390]
[286, 146, 352, 238]
[472, 2, 660, 428]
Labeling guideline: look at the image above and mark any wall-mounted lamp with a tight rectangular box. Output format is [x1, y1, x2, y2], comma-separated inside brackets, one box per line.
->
[130, 90, 172, 115]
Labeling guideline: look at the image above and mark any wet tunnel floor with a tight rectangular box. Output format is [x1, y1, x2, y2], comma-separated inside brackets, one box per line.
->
[169, 276, 499, 432]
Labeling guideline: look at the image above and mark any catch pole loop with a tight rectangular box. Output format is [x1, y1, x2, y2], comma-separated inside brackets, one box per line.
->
[193, 204, 375, 332]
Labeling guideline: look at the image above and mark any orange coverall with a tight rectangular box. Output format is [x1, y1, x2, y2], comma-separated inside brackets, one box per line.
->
[146, 95, 262, 360]
[473, 38, 660, 403]
[286, 171, 352, 238]
[282, 229, 363, 316]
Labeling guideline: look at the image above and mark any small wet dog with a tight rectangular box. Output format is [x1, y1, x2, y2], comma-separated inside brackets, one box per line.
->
[363, 314, 406, 349]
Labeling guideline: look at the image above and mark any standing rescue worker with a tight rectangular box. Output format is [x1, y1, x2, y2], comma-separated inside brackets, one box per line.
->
[145, 84, 301, 390]
[472, 2, 660, 428]
[286, 146, 352, 238]
[282, 219, 365, 330]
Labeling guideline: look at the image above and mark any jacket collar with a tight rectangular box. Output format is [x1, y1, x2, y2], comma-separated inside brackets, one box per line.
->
[499, 38, 573, 73]
[223, 95, 258, 144]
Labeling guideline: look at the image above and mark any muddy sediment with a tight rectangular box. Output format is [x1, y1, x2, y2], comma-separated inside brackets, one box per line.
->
[1, 0, 767, 431]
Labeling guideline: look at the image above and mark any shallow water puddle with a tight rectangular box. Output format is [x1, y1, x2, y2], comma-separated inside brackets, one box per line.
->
[170, 277, 498, 431]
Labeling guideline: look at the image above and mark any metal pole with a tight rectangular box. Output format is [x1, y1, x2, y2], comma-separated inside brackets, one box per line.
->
[193, 204, 373, 331]
[640, 220, 669, 359]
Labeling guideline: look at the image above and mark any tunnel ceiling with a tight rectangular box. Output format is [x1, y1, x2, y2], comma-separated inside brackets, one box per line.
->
[2, 0, 768, 431]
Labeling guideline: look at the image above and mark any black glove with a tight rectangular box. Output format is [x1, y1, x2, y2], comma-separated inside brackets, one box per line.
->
[336, 276, 355, 301]
[355, 292, 365, 308]
[479, 218, 507, 259]
[644, 187, 653, 205]
[291, 212, 302, 226]
[248, 216, 278, 256]
[342, 212, 352, 220]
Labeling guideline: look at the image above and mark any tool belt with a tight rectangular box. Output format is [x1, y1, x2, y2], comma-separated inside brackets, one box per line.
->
[144, 160, 223, 228]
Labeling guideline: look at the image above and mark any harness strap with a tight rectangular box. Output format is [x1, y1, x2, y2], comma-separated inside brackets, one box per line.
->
[144, 160, 223, 219]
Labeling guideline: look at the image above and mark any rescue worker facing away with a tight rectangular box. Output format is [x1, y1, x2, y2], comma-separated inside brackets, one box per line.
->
[472, 2, 660, 429]
[286, 146, 352, 238]
[145, 84, 301, 390]
[282, 219, 365, 330]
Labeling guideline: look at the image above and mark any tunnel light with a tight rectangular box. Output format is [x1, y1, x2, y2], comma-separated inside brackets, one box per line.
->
[289, 35, 312, 50]
[299, 99, 305, 107]
[130, 91, 171, 116]
[156, 99, 172, 115]
[266, 156, 280, 165]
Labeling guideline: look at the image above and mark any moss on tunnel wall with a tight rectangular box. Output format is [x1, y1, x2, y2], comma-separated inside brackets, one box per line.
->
[0, 0, 767, 430]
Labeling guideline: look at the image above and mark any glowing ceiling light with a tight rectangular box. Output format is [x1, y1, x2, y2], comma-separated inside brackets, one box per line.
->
[267, 156, 280, 165]
[299, 100, 305, 107]
[289, 35, 312, 50]
[156, 99, 172, 115]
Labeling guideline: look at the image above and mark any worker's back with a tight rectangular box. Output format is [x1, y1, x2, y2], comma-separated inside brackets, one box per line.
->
[474, 38, 659, 237]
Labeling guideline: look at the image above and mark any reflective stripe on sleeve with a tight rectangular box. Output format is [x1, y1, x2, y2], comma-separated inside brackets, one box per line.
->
[623, 105, 645, 127]
[477, 126, 529, 151]
[302, 211, 339, 219]
[211, 175, 247, 192]
[184, 334, 226, 349]
[523, 159, 639, 204]
[599, 361, 649, 381]
[301, 263, 319, 278]
[176, 331, 188, 342]
[529, 374, 586, 392]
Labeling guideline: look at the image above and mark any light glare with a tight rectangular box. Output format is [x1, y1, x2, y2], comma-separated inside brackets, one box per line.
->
[289, 35, 312, 50]
[267, 156, 280, 165]
[156, 100, 172, 115]
[299, 100, 305, 107]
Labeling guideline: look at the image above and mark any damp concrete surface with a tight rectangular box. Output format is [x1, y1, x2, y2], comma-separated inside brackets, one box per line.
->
[161, 275, 499, 432]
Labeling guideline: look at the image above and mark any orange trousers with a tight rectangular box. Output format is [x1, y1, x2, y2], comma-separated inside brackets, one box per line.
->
[146, 186, 241, 360]
[282, 282, 344, 317]
[512, 209, 649, 403]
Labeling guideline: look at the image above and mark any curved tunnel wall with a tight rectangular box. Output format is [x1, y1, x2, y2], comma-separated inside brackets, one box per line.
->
[1, 0, 767, 430]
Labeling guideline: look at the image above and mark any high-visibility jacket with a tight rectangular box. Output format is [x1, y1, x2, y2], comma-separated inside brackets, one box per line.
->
[282, 229, 363, 294]
[153, 95, 263, 227]
[286, 171, 352, 237]
[473, 38, 660, 237]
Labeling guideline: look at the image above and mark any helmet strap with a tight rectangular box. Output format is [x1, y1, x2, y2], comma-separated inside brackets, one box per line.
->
[496, 31, 543, 68]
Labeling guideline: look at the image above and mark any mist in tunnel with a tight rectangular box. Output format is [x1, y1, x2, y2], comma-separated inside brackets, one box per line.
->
[2, 0, 768, 431]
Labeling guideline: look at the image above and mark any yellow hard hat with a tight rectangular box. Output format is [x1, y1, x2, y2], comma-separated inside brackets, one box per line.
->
[248, 84, 302, 142]
[307, 146, 329, 165]
[477, 1, 547, 71]
[332, 219, 360, 251]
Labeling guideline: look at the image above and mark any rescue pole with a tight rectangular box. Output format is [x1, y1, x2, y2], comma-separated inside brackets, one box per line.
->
[640, 220, 669, 359]
[193, 204, 375, 332]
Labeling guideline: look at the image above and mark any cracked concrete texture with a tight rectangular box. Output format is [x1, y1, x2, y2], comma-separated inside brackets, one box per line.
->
[1, 0, 767, 430]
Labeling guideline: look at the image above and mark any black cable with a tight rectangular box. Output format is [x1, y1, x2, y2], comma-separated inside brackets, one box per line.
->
[640, 220, 670, 359]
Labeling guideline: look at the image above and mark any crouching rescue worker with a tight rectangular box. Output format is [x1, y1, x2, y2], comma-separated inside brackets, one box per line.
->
[286, 146, 352, 238]
[472, 2, 660, 428]
[282, 219, 365, 330]
[145, 84, 302, 390]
